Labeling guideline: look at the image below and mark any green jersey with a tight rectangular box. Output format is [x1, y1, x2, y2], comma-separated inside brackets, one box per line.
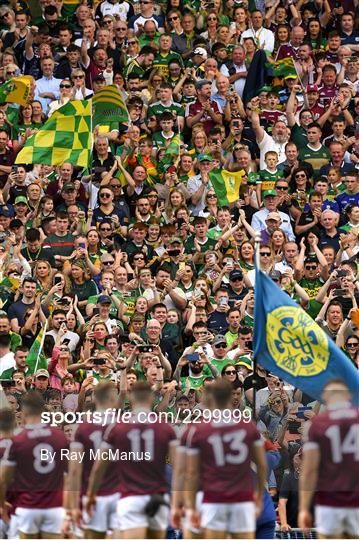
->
[298, 144, 331, 178]
[147, 100, 184, 120]
[291, 123, 308, 149]
[152, 51, 183, 78]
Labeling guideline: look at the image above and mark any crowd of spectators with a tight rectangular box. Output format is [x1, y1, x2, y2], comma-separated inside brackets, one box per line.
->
[0, 0, 358, 535]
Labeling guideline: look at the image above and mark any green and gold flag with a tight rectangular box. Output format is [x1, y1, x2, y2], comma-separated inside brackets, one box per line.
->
[209, 169, 245, 206]
[15, 100, 91, 167]
[267, 57, 297, 78]
[0, 76, 32, 105]
[26, 322, 48, 376]
[92, 85, 129, 126]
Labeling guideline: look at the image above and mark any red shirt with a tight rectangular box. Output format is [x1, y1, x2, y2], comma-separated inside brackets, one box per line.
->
[71, 420, 121, 496]
[186, 420, 262, 503]
[305, 404, 359, 507]
[4, 424, 68, 509]
[186, 99, 222, 136]
[103, 412, 177, 497]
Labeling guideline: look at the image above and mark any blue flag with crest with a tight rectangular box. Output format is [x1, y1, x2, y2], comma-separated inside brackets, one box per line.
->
[254, 267, 359, 405]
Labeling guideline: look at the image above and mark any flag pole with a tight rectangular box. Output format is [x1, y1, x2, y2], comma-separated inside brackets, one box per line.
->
[89, 94, 94, 210]
[33, 320, 48, 375]
[253, 233, 262, 421]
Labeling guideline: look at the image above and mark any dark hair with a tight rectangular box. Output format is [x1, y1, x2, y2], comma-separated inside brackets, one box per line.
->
[21, 391, 45, 415]
[26, 228, 41, 242]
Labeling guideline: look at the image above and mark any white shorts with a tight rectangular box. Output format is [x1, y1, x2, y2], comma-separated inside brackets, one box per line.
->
[7, 514, 19, 540]
[82, 492, 120, 532]
[117, 494, 169, 532]
[15, 506, 65, 535]
[201, 501, 255, 533]
[315, 505, 359, 537]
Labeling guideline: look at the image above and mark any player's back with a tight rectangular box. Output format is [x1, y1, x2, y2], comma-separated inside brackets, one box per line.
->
[72, 421, 120, 496]
[307, 406, 359, 507]
[104, 417, 177, 497]
[4, 423, 68, 509]
[187, 420, 262, 503]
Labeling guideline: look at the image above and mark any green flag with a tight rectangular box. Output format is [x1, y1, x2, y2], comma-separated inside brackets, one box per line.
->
[158, 134, 181, 173]
[16, 100, 91, 167]
[26, 322, 48, 375]
[0, 76, 32, 105]
[267, 57, 297, 78]
[92, 85, 129, 126]
[209, 169, 245, 206]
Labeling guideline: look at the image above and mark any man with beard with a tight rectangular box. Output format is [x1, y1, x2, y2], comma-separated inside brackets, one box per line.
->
[250, 97, 290, 169]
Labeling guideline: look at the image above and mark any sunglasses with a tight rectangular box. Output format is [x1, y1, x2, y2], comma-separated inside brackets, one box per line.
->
[347, 342, 359, 348]
[208, 16, 217, 20]
[273, 399, 282, 405]
[102, 260, 114, 265]
[110, 184, 121, 188]
[60, 84, 72, 89]
[295, 174, 306, 178]
[305, 265, 317, 270]
[276, 185, 288, 190]
[231, 277, 243, 282]
[128, 40, 137, 45]
[73, 75, 84, 79]
[100, 227, 112, 231]
[134, 256, 145, 261]
[260, 252, 271, 256]
[224, 370, 236, 374]
[207, 194, 217, 198]
[7, 71, 16, 75]
[116, 27, 127, 31]
[215, 343, 227, 349]
[103, 19, 112, 23]
[168, 16, 179, 20]
[100, 193, 111, 198]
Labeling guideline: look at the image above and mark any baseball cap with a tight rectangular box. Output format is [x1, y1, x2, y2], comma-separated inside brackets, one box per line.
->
[235, 356, 253, 371]
[35, 369, 49, 379]
[198, 153, 213, 162]
[98, 295, 112, 305]
[169, 237, 182, 245]
[284, 74, 297, 80]
[306, 84, 318, 93]
[266, 212, 281, 221]
[61, 182, 76, 192]
[14, 196, 29, 206]
[229, 269, 243, 281]
[263, 190, 277, 198]
[193, 47, 208, 59]
[212, 334, 227, 347]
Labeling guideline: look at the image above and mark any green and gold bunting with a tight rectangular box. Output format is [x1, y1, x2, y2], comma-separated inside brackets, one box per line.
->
[267, 57, 297, 78]
[209, 169, 245, 206]
[0, 76, 32, 105]
[15, 100, 91, 168]
[92, 85, 129, 126]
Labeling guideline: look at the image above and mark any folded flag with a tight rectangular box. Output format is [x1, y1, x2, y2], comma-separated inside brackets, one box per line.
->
[267, 57, 297, 78]
[92, 85, 129, 126]
[209, 169, 245, 206]
[26, 322, 48, 376]
[158, 134, 181, 173]
[16, 100, 91, 167]
[0, 76, 32, 105]
[254, 267, 359, 404]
